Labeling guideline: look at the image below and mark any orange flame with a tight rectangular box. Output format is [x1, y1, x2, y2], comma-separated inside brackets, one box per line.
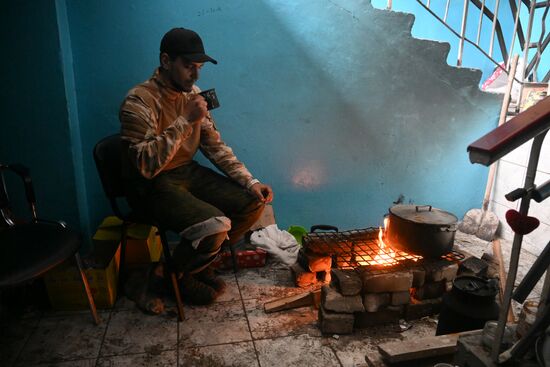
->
[356, 217, 419, 267]
[374, 217, 398, 266]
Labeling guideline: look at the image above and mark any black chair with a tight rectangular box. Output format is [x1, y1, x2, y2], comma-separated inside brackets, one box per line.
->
[93, 134, 185, 321]
[0, 164, 99, 324]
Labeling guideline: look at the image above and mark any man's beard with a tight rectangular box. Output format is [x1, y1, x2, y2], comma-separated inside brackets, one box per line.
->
[172, 79, 195, 93]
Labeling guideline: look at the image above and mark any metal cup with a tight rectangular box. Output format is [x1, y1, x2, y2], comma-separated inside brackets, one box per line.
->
[198, 88, 220, 110]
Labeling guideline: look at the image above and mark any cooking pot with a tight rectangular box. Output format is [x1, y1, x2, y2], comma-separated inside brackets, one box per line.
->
[436, 276, 499, 335]
[386, 204, 458, 258]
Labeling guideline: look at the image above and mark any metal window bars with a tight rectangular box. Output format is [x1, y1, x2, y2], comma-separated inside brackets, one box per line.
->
[385, 0, 550, 83]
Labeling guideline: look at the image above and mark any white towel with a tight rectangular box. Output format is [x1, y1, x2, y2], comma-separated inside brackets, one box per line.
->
[250, 224, 300, 265]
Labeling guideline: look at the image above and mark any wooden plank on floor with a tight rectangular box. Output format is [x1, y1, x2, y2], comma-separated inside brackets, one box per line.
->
[264, 292, 313, 313]
[378, 334, 458, 363]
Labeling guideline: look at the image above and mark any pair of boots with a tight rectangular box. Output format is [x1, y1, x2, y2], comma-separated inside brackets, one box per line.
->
[178, 267, 227, 305]
[136, 263, 226, 310]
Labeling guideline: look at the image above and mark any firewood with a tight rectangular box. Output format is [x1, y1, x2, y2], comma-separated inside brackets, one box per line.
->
[264, 289, 321, 313]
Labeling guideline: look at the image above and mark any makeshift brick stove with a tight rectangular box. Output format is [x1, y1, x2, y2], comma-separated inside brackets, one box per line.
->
[292, 225, 464, 334]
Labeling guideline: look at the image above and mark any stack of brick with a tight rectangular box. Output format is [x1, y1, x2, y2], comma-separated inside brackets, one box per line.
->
[290, 249, 332, 287]
[408, 260, 458, 319]
[319, 269, 364, 334]
[317, 259, 460, 334]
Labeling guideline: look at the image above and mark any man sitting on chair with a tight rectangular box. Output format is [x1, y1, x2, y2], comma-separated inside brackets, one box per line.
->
[119, 27, 273, 305]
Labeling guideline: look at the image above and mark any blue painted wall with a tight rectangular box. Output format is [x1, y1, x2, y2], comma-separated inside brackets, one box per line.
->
[2, 0, 502, 238]
[0, 1, 81, 230]
[65, 0, 500, 232]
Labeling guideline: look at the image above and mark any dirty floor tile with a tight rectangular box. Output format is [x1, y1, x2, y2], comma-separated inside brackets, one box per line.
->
[97, 350, 177, 366]
[244, 299, 320, 339]
[178, 301, 251, 348]
[214, 273, 240, 303]
[1, 316, 40, 367]
[113, 296, 136, 311]
[326, 319, 440, 367]
[324, 330, 390, 367]
[15, 312, 108, 366]
[35, 359, 96, 366]
[100, 309, 177, 357]
[236, 266, 305, 302]
[180, 341, 258, 367]
[255, 334, 340, 367]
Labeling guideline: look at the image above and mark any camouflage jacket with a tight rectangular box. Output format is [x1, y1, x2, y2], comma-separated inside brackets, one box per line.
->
[119, 68, 258, 189]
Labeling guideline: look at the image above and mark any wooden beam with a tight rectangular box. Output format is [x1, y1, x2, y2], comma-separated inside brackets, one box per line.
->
[467, 95, 550, 166]
[492, 239, 516, 323]
[378, 334, 458, 363]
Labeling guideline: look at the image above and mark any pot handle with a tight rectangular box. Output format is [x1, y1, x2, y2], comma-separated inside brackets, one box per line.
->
[439, 224, 458, 232]
[310, 224, 339, 233]
[416, 205, 432, 212]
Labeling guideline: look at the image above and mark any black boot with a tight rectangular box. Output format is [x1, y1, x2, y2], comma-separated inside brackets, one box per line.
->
[195, 266, 227, 294]
[179, 274, 217, 305]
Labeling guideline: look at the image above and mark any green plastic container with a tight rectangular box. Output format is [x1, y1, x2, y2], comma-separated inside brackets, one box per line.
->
[287, 225, 308, 245]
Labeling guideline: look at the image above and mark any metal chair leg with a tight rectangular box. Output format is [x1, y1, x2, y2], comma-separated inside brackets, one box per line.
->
[158, 229, 184, 322]
[117, 222, 128, 297]
[170, 272, 185, 322]
[75, 253, 100, 325]
[229, 244, 239, 273]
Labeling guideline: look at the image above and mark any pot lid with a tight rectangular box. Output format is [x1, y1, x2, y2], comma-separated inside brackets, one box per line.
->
[389, 204, 458, 225]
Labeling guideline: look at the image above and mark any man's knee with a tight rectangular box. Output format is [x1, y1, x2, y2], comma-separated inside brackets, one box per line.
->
[196, 231, 228, 254]
[179, 216, 231, 250]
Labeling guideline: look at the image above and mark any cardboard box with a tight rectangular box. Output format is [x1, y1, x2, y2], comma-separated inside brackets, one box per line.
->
[212, 248, 267, 269]
[44, 240, 120, 310]
[93, 216, 161, 265]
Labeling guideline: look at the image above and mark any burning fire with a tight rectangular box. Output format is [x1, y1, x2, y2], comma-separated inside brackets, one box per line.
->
[356, 217, 419, 267]
[373, 217, 399, 266]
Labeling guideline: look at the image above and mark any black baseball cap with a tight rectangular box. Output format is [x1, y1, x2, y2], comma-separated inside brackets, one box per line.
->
[160, 27, 218, 64]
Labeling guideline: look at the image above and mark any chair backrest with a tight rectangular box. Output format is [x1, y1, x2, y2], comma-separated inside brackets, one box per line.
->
[0, 164, 37, 225]
[93, 134, 125, 201]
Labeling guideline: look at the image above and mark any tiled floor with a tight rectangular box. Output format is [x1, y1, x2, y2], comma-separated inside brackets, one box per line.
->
[1, 261, 440, 367]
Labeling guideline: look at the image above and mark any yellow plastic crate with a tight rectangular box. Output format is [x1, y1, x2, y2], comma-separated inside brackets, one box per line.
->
[93, 216, 161, 265]
[44, 240, 120, 310]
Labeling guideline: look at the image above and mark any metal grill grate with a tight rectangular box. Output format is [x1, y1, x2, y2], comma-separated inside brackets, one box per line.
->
[302, 227, 464, 272]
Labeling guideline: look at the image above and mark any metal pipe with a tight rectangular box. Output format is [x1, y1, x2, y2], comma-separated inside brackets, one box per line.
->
[507, 0, 522, 69]
[444, 0, 451, 22]
[458, 0, 470, 66]
[490, 0, 502, 57]
[491, 130, 548, 361]
[498, 55, 519, 127]
[533, 179, 550, 202]
[538, 260, 550, 318]
[482, 55, 519, 215]
[527, 32, 550, 76]
[531, 1, 550, 81]
[513, 239, 550, 303]
[536, 0, 550, 8]
[517, 0, 537, 104]
[477, 0, 486, 45]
